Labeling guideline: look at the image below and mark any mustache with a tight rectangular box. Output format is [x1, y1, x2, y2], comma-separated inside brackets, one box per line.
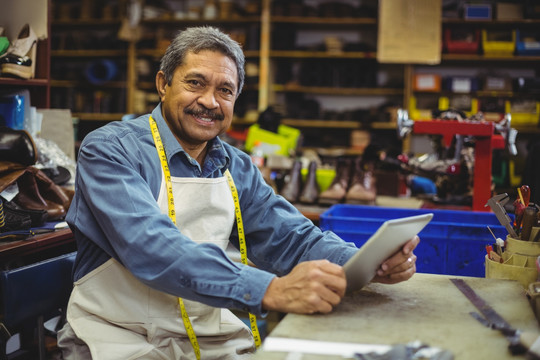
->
[184, 107, 224, 121]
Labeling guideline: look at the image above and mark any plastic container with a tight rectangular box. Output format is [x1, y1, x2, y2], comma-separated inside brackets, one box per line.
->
[516, 29, 540, 56]
[320, 204, 510, 277]
[482, 29, 516, 56]
[505, 100, 540, 126]
[245, 124, 301, 157]
[444, 29, 480, 54]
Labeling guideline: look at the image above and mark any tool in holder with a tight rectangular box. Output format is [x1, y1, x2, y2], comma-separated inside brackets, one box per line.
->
[485, 193, 518, 238]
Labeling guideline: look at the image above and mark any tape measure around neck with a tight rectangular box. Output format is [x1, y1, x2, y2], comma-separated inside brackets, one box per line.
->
[149, 116, 261, 354]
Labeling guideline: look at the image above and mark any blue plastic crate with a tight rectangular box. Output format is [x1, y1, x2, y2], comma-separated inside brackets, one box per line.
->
[516, 29, 540, 56]
[320, 204, 510, 277]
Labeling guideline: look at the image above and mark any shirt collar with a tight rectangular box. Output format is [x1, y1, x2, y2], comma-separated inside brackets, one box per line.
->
[151, 104, 230, 172]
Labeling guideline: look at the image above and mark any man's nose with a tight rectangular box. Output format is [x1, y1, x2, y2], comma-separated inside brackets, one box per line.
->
[197, 88, 219, 109]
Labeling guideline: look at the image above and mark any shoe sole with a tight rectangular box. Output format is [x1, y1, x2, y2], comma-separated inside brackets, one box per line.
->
[1, 63, 33, 79]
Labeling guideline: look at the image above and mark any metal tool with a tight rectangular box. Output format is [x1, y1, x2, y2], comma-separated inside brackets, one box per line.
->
[451, 278, 540, 358]
[485, 193, 518, 238]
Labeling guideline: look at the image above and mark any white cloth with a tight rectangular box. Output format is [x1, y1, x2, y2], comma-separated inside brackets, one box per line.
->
[59, 173, 255, 359]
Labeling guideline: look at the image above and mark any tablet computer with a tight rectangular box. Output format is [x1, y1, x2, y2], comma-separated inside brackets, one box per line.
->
[343, 213, 433, 292]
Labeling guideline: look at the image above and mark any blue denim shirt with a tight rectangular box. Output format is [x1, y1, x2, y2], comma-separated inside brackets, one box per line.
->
[67, 104, 358, 315]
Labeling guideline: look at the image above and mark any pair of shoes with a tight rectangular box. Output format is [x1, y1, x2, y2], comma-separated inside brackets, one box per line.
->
[0, 24, 38, 79]
[318, 157, 377, 206]
[280, 160, 320, 204]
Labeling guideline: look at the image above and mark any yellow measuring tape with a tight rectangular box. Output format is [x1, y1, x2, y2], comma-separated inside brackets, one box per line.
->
[149, 117, 261, 359]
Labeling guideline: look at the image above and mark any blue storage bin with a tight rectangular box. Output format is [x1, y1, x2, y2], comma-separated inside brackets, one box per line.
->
[516, 29, 540, 55]
[320, 204, 510, 277]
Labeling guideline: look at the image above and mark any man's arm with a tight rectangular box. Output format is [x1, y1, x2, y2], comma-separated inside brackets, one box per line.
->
[260, 236, 420, 314]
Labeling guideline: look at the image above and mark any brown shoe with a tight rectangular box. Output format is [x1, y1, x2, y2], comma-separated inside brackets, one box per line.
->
[345, 159, 376, 205]
[318, 159, 351, 206]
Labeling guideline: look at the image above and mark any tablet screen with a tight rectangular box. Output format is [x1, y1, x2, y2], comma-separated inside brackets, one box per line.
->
[343, 213, 433, 292]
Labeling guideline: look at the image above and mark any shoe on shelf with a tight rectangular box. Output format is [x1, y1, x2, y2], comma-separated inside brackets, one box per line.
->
[280, 160, 303, 204]
[345, 159, 376, 205]
[0, 24, 38, 79]
[299, 160, 319, 205]
[318, 158, 352, 206]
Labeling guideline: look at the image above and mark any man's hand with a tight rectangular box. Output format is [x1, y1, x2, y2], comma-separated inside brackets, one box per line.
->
[262, 260, 346, 314]
[372, 235, 420, 284]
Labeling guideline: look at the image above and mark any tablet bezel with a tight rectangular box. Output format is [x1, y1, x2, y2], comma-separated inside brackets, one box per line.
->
[343, 213, 433, 292]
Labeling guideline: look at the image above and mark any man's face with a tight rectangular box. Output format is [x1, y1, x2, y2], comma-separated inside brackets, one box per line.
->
[157, 50, 238, 148]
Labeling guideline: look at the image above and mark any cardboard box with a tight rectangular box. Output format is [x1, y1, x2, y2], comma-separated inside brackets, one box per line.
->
[496, 3, 523, 20]
[413, 74, 442, 92]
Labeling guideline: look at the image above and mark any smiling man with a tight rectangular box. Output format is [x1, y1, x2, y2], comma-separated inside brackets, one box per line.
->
[57, 27, 420, 360]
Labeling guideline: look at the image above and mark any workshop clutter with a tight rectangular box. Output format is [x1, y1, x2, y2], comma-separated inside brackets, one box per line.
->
[0, 126, 74, 239]
[320, 204, 508, 277]
[485, 188, 540, 289]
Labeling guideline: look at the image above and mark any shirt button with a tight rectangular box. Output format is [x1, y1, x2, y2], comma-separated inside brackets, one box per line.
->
[243, 293, 251, 301]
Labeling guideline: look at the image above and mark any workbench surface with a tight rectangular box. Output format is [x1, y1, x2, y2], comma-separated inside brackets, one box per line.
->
[254, 273, 539, 359]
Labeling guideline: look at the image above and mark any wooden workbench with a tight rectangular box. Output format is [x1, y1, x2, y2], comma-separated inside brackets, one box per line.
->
[254, 273, 540, 359]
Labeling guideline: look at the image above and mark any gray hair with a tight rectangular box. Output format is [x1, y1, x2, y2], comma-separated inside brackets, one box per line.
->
[159, 26, 245, 97]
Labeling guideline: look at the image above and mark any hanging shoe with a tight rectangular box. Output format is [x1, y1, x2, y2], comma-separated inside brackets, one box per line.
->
[318, 158, 352, 206]
[280, 160, 303, 204]
[0, 24, 38, 79]
[345, 158, 376, 205]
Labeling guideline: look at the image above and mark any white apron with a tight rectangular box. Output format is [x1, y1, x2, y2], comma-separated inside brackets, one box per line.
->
[60, 173, 255, 359]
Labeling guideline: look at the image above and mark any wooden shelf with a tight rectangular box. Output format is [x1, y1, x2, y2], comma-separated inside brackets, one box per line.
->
[273, 84, 403, 96]
[51, 50, 127, 57]
[271, 16, 376, 25]
[141, 17, 261, 25]
[73, 113, 124, 121]
[441, 54, 540, 62]
[51, 80, 127, 88]
[52, 19, 122, 26]
[0, 78, 49, 86]
[270, 50, 376, 59]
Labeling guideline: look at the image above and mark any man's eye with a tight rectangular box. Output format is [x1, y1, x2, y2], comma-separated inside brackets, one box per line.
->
[220, 88, 233, 96]
[188, 80, 201, 86]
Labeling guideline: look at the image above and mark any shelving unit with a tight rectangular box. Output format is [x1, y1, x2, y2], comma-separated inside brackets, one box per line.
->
[45, 0, 539, 165]
[0, 0, 51, 109]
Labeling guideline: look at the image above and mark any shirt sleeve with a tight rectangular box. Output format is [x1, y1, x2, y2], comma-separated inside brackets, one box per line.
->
[226, 149, 359, 277]
[70, 131, 275, 315]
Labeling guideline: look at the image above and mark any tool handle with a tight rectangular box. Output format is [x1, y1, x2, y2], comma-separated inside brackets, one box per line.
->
[522, 207, 537, 241]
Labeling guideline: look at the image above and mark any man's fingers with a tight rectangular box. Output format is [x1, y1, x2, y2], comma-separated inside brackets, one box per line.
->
[262, 260, 346, 314]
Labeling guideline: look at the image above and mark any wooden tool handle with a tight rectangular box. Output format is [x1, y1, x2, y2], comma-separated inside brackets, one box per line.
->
[521, 207, 537, 241]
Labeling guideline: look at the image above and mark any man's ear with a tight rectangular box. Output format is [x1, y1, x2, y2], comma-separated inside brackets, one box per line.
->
[156, 71, 167, 101]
